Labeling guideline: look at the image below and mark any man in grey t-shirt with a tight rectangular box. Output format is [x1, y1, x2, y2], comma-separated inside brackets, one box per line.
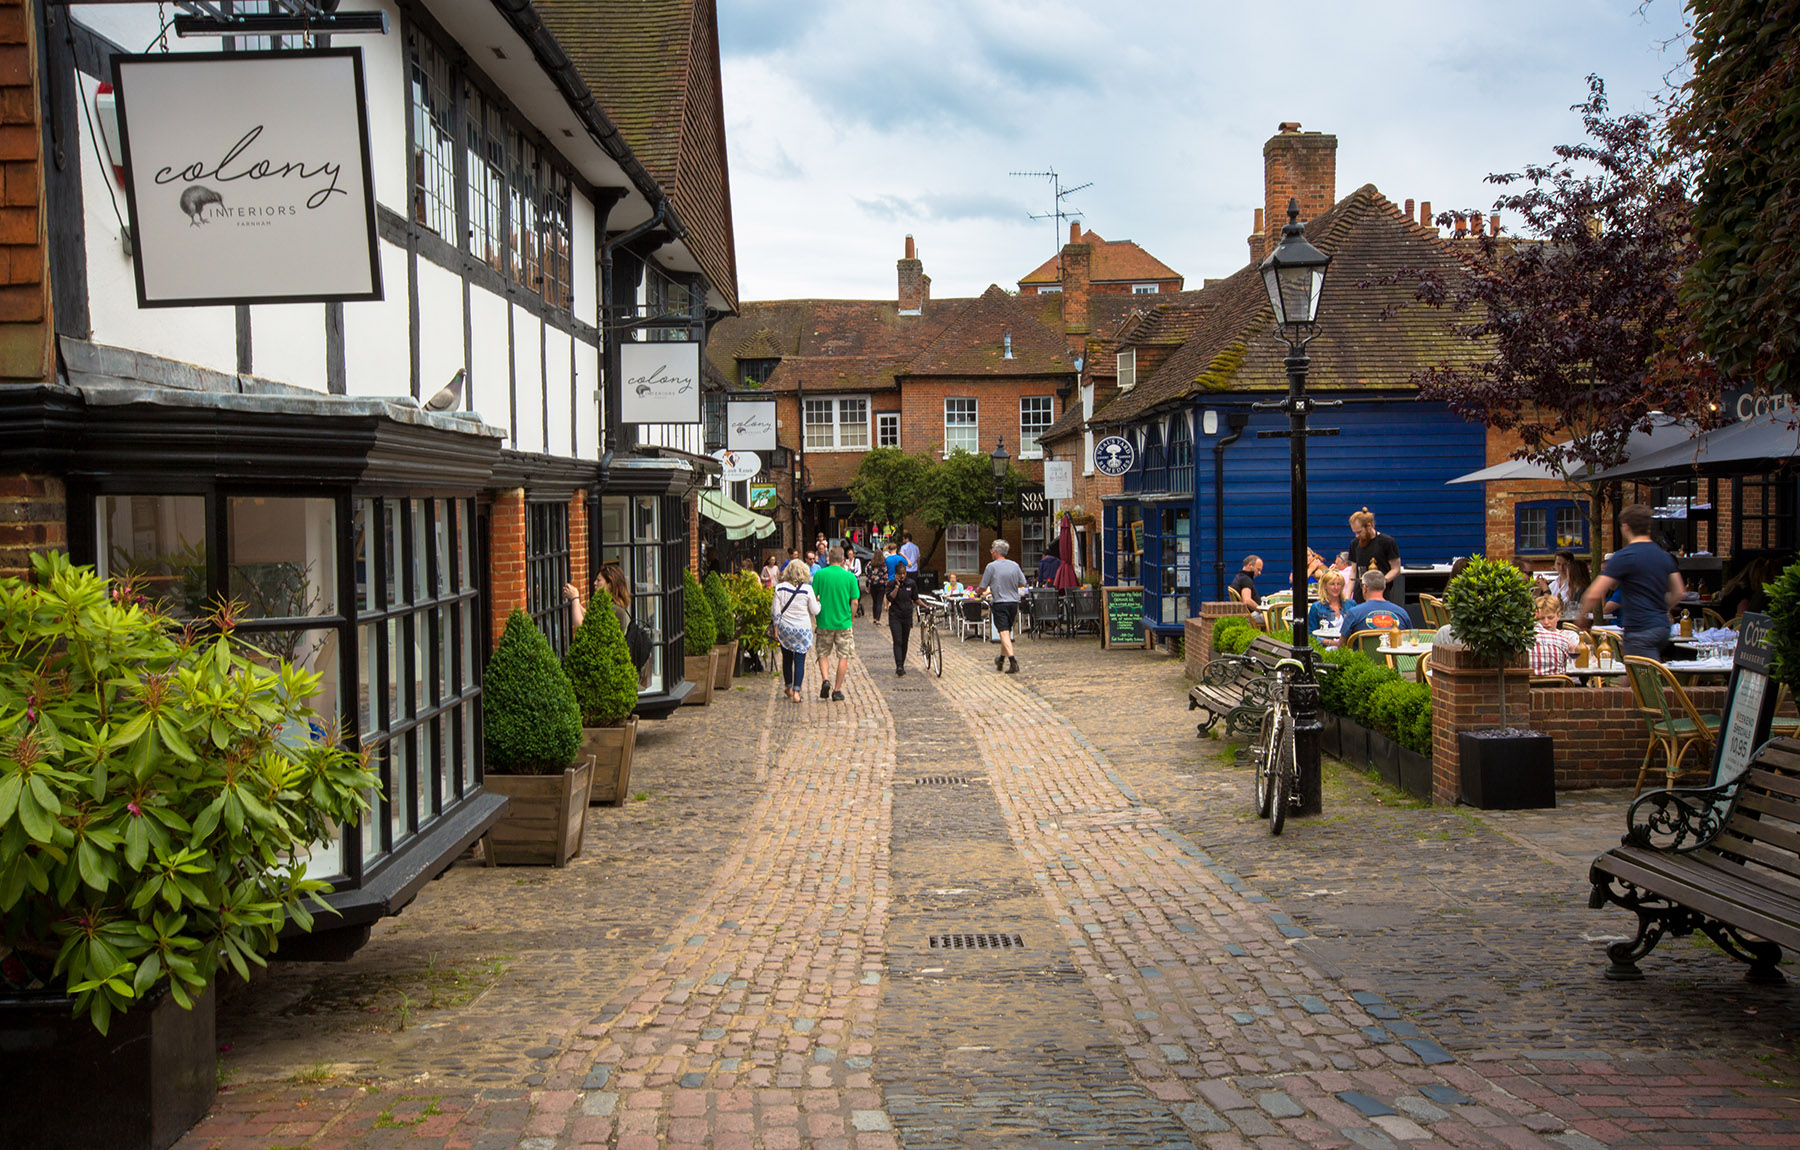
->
[979, 539, 1026, 674]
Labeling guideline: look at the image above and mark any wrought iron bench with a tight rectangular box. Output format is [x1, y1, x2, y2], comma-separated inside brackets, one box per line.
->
[1589, 735, 1800, 983]
[1188, 632, 1292, 738]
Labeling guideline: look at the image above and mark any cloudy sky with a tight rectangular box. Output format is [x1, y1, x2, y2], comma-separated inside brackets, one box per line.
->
[717, 0, 1691, 303]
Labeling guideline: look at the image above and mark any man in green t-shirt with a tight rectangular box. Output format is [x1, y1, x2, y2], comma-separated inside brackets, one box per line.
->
[812, 546, 861, 701]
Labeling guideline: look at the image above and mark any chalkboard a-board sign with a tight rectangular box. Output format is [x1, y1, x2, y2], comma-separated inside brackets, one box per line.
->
[1101, 585, 1151, 649]
[1712, 612, 1781, 787]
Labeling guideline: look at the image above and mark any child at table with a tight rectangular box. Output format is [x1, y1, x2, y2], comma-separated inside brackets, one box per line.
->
[1530, 593, 1581, 677]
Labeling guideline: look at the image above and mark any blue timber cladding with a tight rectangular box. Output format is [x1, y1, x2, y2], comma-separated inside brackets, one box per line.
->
[1106, 397, 1486, 617]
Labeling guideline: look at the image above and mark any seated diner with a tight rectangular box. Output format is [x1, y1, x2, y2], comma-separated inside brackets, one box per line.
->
[1340, 570, 1408, 638]
[1530, 593, 1582, 676]
[1307, 569, 1350, 643]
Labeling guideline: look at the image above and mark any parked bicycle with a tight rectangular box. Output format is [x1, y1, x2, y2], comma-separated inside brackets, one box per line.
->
[1251, 657, 1331, 835]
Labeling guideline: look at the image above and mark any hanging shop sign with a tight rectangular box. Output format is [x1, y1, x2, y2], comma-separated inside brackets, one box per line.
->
[1019, 487, 1046, 515]
[1093, 435, 1136, 477]
[726, 397, 777, 451]
[1043, 460, 1073, 500]
[711, 449, 761, 483]
[112, 49, 382, 308]
[748, 484, 778, 511]
[619, 341, 701, 424]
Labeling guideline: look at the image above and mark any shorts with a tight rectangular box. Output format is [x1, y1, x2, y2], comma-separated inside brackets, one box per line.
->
[815, 626, 855, 660]
[990, 602, 1019, 634]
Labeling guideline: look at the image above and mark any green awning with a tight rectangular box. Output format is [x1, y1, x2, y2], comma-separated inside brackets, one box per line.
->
[699, 489, 777, 541]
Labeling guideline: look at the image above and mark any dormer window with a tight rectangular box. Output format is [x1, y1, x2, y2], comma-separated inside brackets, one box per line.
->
[739, 358, 778, 386]
[1117, 348, 1136, 390]
[1132, 283, 1158, 294]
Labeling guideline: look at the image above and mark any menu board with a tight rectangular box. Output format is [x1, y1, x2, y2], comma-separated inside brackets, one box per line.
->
[1712, 613, 1780, 787]
[1102, 586, 1149, 650]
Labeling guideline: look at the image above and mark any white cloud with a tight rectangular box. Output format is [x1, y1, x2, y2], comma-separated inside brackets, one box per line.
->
[719, 0, 1690, 302]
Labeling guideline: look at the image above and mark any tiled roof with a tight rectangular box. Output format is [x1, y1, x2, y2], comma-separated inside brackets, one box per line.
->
[1018, 226, 1183, 287]
[1095, 185, 1477, 427]
[706, 297, 966, 397]
[765, 356, 909, 394]
[731, 327, 782, 359]
[535, 0, 739, 310]
[904, 287, 1073, 376]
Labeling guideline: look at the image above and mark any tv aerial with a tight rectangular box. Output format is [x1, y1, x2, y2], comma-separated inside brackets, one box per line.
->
[1011, 167, 1093, 260]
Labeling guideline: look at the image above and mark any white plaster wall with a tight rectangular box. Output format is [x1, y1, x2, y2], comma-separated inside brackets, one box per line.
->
[342, 242, 412, 397]
[574, 340, 600, 458]
[468, 286, 511, 441]
[512, 305, 544, 454]
[571, 194, 597, 323]
[347, 0, 410, 218]
[543, 326, 572, 457]
[247, 304, 327, 392]
[416, 260, 466, 404]
[76, 71, 237, 373]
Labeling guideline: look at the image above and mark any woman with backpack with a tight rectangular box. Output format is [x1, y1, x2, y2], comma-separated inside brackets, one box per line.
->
[564, 562, 655, 687]
[772, 558, 822, 703]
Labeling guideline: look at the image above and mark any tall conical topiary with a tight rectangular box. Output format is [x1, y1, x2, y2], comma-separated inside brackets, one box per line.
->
[564, 592, 638, 727]
[483, 609, 582, 773]
[682, 567, 716, 655]
[703, 570, 735, 643]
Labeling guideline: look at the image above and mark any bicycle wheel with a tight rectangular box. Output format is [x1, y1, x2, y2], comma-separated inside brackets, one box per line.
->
[926, 629, 943, 677]
[1269, 718, 1296, 836]
[1252, 710, 1277, 819]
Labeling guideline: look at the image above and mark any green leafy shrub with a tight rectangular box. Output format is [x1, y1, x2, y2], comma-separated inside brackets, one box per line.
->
[702, 571, 735, 645]
[0, 552, 377, 1033]
[1213, 615, 1251, 652]
[1445, 556, 1535, 726]
[1219, 624, 1256, 655]
[681, 569, 716, 655]
[1767, 557, 1800, 700]
[1317, 643, 1433, 757]
[563, 594, 637, 728]
[483, 609, 581, 773]
[726, 571, 774, 654]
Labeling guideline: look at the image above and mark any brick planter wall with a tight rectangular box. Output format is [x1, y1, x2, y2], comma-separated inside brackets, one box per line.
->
[1187, 600, 1254, 680]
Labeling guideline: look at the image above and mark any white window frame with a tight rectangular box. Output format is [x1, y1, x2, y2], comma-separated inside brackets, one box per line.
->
[1132, 283, 1158, 294]
[1020, 396, 1053, 459]
[1035, 284, 1062, 293]
[946, 522, 980, 572]
[1082, 383, 1095, 476]
[802, 396, 870, 452]
[876, 411, 900, 449]
[1117, 349, 1136, 391]
[944, 397, 978, 456]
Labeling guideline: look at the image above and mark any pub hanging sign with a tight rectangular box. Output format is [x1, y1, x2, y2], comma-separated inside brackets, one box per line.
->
[111, 49, 383, 308]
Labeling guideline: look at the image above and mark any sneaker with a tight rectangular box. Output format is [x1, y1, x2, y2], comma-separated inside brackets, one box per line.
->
[896, 665, 906, 676]
[1006, 657, 1019, 674]
[820, 683, 831, 699]
[995, 654, 1006, 671]
[831, 690, 844, 702]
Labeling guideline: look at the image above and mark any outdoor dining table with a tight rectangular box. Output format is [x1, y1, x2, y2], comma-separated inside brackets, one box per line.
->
[1563, 663, 1627, 681]
[1663, 656, 1735, 677]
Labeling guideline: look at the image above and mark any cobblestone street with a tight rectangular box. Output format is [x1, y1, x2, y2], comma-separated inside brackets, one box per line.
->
[176, 621, 1800, 1149]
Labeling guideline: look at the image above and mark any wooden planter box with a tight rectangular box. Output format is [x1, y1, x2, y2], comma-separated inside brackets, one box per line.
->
[580, 718, 637, 806]
[683, 648, 719, 706]
[1458, 729, 1555, 810]
[0, 985, 216, 1150]
[712, 640, 738, 690]
[481, 758, 593, 866]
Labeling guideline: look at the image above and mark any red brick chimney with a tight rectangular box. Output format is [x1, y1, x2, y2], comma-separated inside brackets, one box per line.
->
[1248, 207, 1266, 264]
[1420, 201, 1432, 231]
[898, 235, 929, 315]
[1059, 223, 1092, 343]
[1263, 122, 1336, 249]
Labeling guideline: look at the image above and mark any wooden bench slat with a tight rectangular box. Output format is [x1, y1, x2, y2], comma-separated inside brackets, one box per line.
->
[1744, 766, 1800, 802]
[1596, 846, 1800, 915]
[1718, 805, 1800, 861]
[1596, 849, 1800, 951]
[1706, 835, 1800, 889]
[1731, 788, 1800, 834]
[1756, 744, 1800, 774]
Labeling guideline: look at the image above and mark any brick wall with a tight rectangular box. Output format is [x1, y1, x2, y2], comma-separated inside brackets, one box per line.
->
[1186, 599, 1253, 679]
[568, 488, 589, 597]
[488, 489, 525, 643]
[1263, 125, 1337, 246]
[0, 0, 50, 382]
[0, 473, 63, 580]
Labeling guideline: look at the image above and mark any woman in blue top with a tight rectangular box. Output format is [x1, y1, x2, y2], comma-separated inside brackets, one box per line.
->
[1306, 569, 1350, 645]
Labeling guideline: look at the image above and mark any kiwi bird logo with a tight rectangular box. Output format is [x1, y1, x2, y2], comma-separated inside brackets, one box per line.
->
[179, 185, 223, 226]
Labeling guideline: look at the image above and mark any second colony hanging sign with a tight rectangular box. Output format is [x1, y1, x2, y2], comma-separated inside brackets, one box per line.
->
[112, 49, 382, 308]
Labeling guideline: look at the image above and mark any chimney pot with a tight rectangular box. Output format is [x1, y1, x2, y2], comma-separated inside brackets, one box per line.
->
[1278, 121, 1301, 133]
[1069, 221, 1079, 243]
[1262, 125, 1336, 250]
[1420, 201, 1432, 229]
[904, 234, 915, 259]
[1253, 207, 1264, 234]
[1404, 198, 1415, 218]
[1471, 211, 1483, 235]
[1490, 212, 1501, 236]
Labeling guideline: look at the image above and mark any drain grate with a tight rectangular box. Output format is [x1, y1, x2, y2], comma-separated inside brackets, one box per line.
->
[912, 775, 971, 786]
[929, 931, 1024, 950]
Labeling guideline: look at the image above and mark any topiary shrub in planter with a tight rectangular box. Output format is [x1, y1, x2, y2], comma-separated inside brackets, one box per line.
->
[564, 594, 639, 806]
[480, 610, 590, 864]
[1767, 557, 1800, 700]
[0, 552, 378, 1150]
[680, 569, 719, 705]
[1445, 556, 1553, 809]
[726, 570, 774, 673]
[703, 571, 738, 690]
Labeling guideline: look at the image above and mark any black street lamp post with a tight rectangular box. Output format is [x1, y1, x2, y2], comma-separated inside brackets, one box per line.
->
[1255, 197, 1337, 818]
[989, 436, 1010, 542]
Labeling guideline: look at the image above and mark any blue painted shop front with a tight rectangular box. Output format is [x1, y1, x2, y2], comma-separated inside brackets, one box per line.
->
[1103, 397, 1487, 634]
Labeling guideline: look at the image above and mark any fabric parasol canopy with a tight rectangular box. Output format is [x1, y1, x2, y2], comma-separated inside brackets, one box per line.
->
[1446, 414, 1695, 485]
[1586, 407, 1800, 482]
[698, 489, 777, 541]
[1051, 515, 1081, 588]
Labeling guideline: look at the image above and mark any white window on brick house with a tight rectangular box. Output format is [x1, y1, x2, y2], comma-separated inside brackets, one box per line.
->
[1117, 349, 1136, 390]
[946, 523, 979, 572]
[1082, 383, 1095, 476]
[877, 412, 900, 448]
[1036, 285, 1062, 293]
[1020, 396, 1053, 458]
[945, 398, 978, 454]
[1132, 284, 1158, 294]
[803, 397, 870, 450]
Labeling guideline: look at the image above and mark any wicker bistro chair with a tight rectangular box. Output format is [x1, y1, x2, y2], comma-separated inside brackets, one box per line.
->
[1530, 674, 1577, 688]
[1622, 655, 1723, 796]
[1419, 594, 1450, 629]
[1348, 629, 1401, 660]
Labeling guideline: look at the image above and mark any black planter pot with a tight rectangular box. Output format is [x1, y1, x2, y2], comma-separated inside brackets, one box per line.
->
[1398, 746, 1433, 800]
[1319, 713, 1341, 759]
[0, 985, 216, 1150]
[1338, 720, 1368, 771]
[1367, 730, 1402, 789]
[1458, 729, 1556, 810]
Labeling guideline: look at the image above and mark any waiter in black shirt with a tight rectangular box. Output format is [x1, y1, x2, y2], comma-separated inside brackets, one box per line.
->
[1348, 509, 1403, 604]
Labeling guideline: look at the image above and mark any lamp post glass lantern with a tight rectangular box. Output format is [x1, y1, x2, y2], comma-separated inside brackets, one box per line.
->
[990, 436, 1010, 540]
[1257, 196, 1334, 818]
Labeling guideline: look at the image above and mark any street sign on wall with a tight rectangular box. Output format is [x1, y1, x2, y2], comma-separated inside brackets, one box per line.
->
[727, 397, 777, 451]
[113, 49, 381, 307]
[620, 342, 701, 424]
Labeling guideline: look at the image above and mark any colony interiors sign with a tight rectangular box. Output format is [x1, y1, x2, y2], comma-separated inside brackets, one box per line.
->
[726, 397, 777, 451]
[112, 49, 381, 307]
[620, 341, 701, 424]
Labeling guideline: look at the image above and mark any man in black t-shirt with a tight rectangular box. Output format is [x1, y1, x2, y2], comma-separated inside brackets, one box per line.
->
[1348, 510, 1403, 603]
[1578, 503, 1682, 660]
[1228, 555, 1262, 606]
